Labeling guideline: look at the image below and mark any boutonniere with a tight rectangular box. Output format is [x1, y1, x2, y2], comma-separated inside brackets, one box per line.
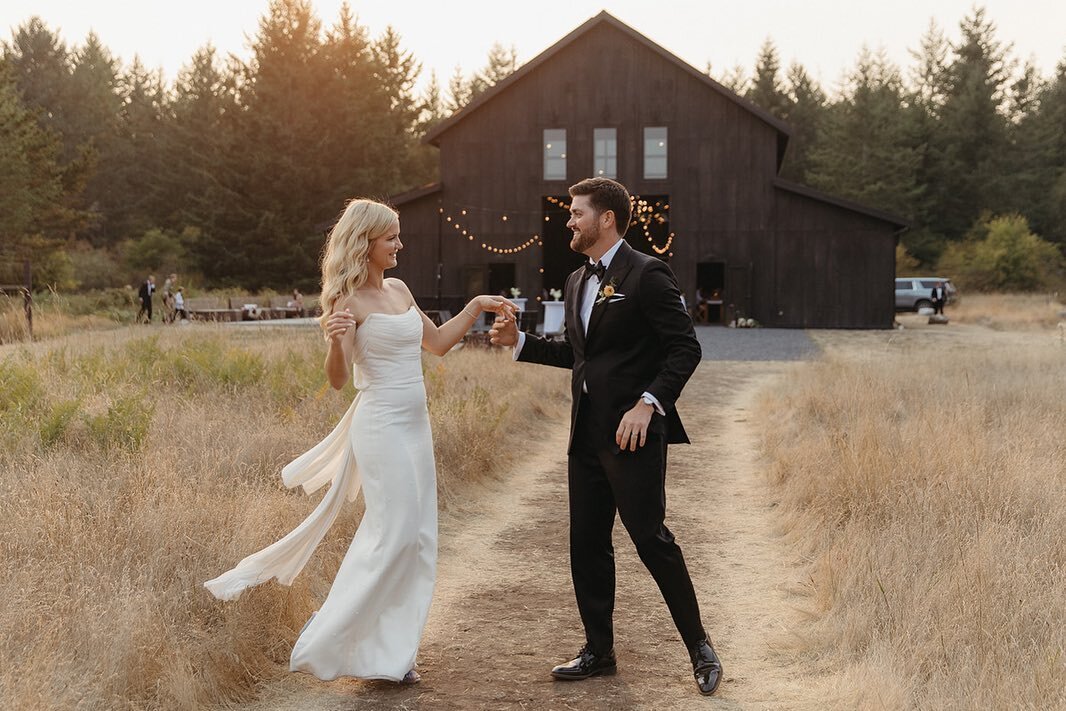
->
[595, 277, 621, 305]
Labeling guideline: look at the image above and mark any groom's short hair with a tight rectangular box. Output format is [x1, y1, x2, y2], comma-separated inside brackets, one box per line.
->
[569, 178, 632, 236]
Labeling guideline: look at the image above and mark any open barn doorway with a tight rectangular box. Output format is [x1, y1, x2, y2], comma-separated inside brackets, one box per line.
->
[696, 261, 725, 324]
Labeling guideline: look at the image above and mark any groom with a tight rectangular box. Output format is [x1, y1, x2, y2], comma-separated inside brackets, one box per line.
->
[490, 177, 722, 695]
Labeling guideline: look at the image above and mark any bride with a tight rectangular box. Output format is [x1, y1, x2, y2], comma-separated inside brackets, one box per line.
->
[204, 198, 516, 683]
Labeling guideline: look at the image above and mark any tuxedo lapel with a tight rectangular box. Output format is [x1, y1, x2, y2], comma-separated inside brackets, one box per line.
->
[585, 241, 634, 346]
[566, 269, 586, 352]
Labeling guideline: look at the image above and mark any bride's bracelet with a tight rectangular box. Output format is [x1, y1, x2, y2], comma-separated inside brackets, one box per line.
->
[461, 306, 479, 320]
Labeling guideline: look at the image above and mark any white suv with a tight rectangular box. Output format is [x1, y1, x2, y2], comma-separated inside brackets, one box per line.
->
[895, 277, 957, 312]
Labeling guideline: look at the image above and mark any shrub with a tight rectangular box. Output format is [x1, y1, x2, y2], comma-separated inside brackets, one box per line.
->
[86, 393, 154, 452]
[938, 214, 1065, 291]
[0, 358, 41, 415]
[39, 399, 81, 449]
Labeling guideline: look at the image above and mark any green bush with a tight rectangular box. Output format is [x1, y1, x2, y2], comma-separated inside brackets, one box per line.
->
[86, 393, 154, 452]
[266, 349, 325, 408]
[938, 214, 1065, 292]
[167, 337, 266, 393]
[39, 399, 81, 448]
[0, 358, 42, 415]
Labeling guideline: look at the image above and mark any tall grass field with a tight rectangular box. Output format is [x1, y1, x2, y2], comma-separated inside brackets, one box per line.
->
[0, 325, 568, 709]
[758, 339, 1065, 708]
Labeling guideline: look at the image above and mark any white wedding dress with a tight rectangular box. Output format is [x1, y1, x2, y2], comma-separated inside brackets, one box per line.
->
[204, 306, 436, 681]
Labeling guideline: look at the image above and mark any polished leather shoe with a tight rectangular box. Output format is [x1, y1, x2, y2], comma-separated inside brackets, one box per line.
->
[550, 645, 617, 680]
[690, 639, 723, 696]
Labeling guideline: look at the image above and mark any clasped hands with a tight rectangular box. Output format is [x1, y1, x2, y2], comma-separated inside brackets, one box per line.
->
[472, 295, 519, 322]
[489, 313, 654, 451]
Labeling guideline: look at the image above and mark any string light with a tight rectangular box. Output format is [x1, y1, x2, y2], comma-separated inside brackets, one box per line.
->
[440, 208, 543, 254]
[436, 194, 674, 256]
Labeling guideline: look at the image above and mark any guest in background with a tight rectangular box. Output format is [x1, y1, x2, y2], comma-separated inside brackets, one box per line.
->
[694, 287, 709, 324]
[931, 281, 947, 315]
[288, 288, 306, 317]
[162, 273, 177, 323]
[173, 287, 188, 322]
[137, 275, 156, 324]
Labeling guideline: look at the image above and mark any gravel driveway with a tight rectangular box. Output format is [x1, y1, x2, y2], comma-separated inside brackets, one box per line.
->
[694, 326, 820, 361]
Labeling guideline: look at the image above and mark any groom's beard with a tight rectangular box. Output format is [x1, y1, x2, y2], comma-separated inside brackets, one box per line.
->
[570, 221, 600, 254]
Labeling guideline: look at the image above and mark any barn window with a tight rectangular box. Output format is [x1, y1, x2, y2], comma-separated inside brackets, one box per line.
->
[544, 129, 567, 180]
[643, 126, 668, 179]
[593, 128, 617, 178]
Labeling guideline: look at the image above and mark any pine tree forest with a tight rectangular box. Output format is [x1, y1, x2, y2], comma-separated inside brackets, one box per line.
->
[2, 2, 1064, 291]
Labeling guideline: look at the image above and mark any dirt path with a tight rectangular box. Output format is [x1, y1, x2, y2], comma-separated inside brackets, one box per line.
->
[237, 361, 825, 710]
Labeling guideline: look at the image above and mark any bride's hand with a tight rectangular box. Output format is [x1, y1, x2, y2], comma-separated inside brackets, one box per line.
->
[325, 308, 357, 343]
[473, 295, 518, 320]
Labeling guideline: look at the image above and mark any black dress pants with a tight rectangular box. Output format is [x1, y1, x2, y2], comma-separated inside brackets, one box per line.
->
[567, 394, 706, 654]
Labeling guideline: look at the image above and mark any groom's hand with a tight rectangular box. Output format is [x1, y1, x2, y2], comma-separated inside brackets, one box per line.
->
[489, 315, 518, 347]
[616, 400, 654, 451]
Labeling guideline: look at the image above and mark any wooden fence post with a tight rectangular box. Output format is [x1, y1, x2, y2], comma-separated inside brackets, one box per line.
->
[23, 259, 32, 341]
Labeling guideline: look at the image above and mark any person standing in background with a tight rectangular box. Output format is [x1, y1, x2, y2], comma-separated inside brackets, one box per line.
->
[137, 275, 156, 324]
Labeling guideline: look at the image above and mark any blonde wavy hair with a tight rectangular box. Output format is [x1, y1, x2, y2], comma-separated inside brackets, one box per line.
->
[318, 198, 399, 327]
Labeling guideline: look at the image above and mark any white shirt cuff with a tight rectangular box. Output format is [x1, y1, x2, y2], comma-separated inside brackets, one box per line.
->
[513, 331, 526, 360]
[642, 391, 666, 416]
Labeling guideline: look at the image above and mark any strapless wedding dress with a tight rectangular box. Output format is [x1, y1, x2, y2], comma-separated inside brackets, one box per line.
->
[205, 306, 436, 681]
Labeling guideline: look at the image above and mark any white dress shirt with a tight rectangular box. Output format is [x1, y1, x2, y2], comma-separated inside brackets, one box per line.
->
[514, 239, 664, 414]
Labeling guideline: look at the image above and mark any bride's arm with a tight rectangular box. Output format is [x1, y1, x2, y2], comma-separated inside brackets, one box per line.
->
[393, 281, 515, 356]
[323, 296, 359, 390]
[421, 295, 516, 356]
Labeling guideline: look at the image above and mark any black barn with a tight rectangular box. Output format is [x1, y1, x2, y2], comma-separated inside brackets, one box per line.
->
[387, 11, 906, 328]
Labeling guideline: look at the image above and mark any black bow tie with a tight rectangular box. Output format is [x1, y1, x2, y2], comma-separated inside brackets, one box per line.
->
[583, 261, 607, 282]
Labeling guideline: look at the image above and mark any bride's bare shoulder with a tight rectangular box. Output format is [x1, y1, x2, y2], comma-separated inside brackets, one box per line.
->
[385, 278, 415, 302]
[334, 293, 362, 315]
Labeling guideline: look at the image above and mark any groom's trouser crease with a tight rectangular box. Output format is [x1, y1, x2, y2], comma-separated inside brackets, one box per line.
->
[568, 396, 706, 655]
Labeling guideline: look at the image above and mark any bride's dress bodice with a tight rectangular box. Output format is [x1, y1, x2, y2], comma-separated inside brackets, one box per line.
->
[351, 307, 424, 390]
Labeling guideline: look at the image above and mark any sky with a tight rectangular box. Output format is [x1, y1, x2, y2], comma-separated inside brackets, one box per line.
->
[2, 1, 1064, 94]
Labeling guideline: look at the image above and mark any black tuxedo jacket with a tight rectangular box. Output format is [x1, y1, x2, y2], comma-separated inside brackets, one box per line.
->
[930, 286, 946, 301]
[518, 240, 702, 454]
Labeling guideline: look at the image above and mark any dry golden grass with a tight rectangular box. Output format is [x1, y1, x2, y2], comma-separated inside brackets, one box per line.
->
[0, 296, 118, 344]
[949, 292, 1066, 330]
[0, 325, 567, 710]
[758, 340, 1066, 709]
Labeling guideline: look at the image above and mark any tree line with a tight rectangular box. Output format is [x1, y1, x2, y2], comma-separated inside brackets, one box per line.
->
[1, 2, 1063, 291]
[724, 7, 1065, 286]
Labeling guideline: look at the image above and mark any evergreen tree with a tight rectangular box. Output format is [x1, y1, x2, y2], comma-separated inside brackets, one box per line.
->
[0, 64, 84, 254]
[66, 32, 121, 243]
[806, 48, 921, 220]
[106, 57, 170, 240]
[2, 17, 71, 144]
[318, 3, 383, 205]
[371, 26, 424, 192]
[780, 62, 826, 181]
[418, 70, 447, 129]
[719, 64, 749, 95]
[1021, 55, 1066, 244]
[930, 7, 1014, 240]
[447, 64, 471, 112]
[165, 44, 236, 232]
[746, 39, 790, 118]
[204, 0, 329, 288]
[467, 42, 518, 101]
[904, 20, 951, 262]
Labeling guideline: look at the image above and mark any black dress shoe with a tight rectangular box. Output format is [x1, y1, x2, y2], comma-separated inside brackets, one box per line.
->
[689, 639, 723, 696]
[550, 645, 617, 680]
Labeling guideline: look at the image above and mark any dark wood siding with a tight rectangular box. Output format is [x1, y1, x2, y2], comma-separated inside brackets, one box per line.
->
[393, 16, 900, 328]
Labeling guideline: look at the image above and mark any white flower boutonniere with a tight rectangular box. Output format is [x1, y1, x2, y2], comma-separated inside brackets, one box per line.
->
[595, 277, 621, 306]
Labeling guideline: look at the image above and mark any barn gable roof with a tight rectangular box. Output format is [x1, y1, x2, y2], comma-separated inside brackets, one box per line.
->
[773, 178, 909, 230]
[390, 182, 442, 206]
[423, 11, 792, 166]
